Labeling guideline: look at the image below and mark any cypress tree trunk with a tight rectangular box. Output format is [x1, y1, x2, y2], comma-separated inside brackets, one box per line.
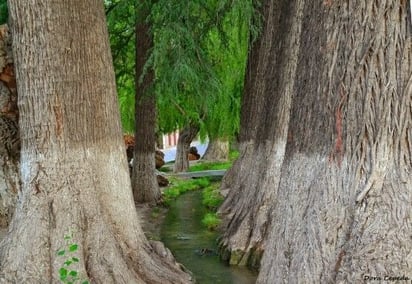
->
[132, 2, 161, 204]
[202, 137, 229, 161]
[0, 2, 191, 282]
[173, 124, 199, 173]
[258, 1, 411, 282]
[218, 0, 305, 269]
[0, 25, 19, 227]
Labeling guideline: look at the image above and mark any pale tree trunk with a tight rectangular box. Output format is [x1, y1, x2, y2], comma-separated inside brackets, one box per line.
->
[132, 4, 161, 204]
[173, 124, 199, 173]
[217, 0, 305, 269]
[258, 1, 411, 283]
[202, 137, 229, 161]
[0, 25, 19, 227]
[0, 1, 191, 283]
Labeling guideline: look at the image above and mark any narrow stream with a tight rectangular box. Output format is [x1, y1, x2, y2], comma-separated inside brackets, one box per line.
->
[161, 190, 257, 284]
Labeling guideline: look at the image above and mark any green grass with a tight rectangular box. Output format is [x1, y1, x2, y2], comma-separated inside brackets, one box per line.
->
[188, 150, 239, 172]
[162, 177, 211, 205]
[202, 183, 223, 210]
[202, 212, 221, 231]
[229, 150, 240, 160]
[161, 176, 224, 231]
[158, 165, 172, 173]
[201, 182, 223, 231]
[188, 161, 232, 172]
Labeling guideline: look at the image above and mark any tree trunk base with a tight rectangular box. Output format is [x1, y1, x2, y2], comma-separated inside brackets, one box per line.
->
[202, 138, 229, 161]
[0, 147, 192, 284]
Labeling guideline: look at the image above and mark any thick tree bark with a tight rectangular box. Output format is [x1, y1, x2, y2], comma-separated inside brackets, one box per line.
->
[218, 0, 305, 269]
[0, 25, 19, 227]
[258, 1, 411, 283]
[132, 4, 161, 204]
[202, 137, 229, 161]
[173, 124, 199, 173]
[0, 2, 191, 283]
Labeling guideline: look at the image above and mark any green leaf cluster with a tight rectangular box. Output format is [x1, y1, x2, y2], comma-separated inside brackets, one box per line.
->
[105, 0, 137, 133]
[56, 234, 89, 284]
[0, 0, 8, 25]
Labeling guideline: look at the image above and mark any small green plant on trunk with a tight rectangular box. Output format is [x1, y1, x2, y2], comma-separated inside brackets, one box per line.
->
[56, 233, 89, 284]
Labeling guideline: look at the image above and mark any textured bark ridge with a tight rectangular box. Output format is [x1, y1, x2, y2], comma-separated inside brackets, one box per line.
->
[258, 1, 411, 283]
[218, 0, 305, 270]
[173, 124, 199, 173]
[0, 25, 19, 227]
[0, 2, 191, 283]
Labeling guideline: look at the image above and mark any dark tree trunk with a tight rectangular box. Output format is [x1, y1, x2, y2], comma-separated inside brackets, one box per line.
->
[0, 25, 19, 227]
[0, 2, 191, 283]
[202, 137, 229, 161]
[132, 3, 161, 204]
[258, 1, 411, 283]
[173, 124, 199, 173]
[218, 0, 305, 269]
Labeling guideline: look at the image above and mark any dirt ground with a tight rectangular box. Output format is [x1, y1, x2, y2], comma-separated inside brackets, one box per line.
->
[135, 203, 169, 241]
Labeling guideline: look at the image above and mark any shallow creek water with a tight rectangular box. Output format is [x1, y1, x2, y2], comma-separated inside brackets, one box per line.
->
[161, 190, 257, 284]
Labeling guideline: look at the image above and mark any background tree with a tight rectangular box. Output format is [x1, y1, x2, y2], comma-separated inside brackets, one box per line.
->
[258, 1, 411, 282]
[218, 0, 304, 269]
[0, 1, 191, 282]
[132, 0, 161, 203]
[151, 0, 221, 172]
[152, 0, 250, 170]
[106, 0, 247, 170]
[0, 25, 19, 227]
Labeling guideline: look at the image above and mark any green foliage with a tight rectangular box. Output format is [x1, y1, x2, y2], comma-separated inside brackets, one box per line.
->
[229, 150, 240, 160]
[202, 212, 221, 230]
[163, 177, 211, 204]
[202, 5, 250, 140]
[151, 0, 223, 135]
[105, 0, 137, 133]
[202, 183, 223, 210]
[105, 0, 261, 138]
[56, 233, 89, 284]
[0, 0, 7, 25]
[201, 182, 223, 230]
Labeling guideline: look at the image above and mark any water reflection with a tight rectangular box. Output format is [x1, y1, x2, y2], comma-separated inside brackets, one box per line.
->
[161, 190, 257, 284]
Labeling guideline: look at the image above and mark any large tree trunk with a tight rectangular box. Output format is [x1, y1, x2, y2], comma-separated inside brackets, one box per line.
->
[217, 0, 305, 269]
[0, 1, 191, 283]
[258, 1, 411, 283]
[0, 25, 19, 228]
[132, 3, 161, 204]
[202, 137, 229, 161]
[173, 124, 199, 173]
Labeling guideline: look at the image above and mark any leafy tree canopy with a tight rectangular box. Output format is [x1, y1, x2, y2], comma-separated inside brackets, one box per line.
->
[106, 0, 260, 139]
